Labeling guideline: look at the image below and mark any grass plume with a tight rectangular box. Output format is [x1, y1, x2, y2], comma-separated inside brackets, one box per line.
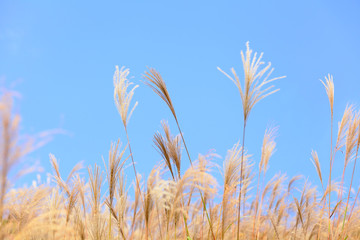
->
[218, 42, 284, 239]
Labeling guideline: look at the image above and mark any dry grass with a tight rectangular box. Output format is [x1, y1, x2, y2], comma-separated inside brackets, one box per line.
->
[1, 43, 360, 240]
[218, 42, 285, 239]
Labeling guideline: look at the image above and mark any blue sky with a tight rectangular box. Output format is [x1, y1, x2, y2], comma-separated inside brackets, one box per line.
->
[1, 1, 360, 192]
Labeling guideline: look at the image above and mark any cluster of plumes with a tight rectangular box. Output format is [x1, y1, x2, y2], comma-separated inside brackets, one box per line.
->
[3, 131, 360, 239]
[153, 121, 182, 180]
[2, 43, 360, 240]
[0, 147, 218, 239]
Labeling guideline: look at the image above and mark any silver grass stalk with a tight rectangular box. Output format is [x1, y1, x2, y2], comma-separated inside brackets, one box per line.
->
[218, 42, 284, 239]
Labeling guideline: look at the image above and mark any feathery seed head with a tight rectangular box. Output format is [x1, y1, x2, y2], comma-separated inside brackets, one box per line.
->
[344, 112, 359, 166]
[320, 74, 334, 117]
[153, 121, 182, 180]
[336, 105, 354, 151]
[113, 66, 139, 128]
[310, 150, 323, 187]
[218, 42, 285, 123]
[105, 140, 127, 206]
[223, 142, 243, 188]
[143, 68, 176, 119]
[88, 164, 103, 215]
[259, 127, 278, 173]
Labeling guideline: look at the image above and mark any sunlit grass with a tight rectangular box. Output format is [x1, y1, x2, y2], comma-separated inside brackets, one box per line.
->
[1, 43, 360, 240]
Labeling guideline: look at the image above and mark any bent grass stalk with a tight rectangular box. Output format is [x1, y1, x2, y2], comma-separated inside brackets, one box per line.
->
[143, 68, 215, 240]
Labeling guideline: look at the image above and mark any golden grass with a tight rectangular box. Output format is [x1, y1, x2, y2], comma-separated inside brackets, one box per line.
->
[218, 42, 285, 239]
[1, 43, 360, 239]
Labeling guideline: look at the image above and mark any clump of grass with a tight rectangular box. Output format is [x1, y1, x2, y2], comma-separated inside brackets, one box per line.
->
[1, 43, 360, 240]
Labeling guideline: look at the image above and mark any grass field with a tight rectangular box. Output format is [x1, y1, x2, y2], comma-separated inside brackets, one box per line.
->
[1, 43, 359, 239]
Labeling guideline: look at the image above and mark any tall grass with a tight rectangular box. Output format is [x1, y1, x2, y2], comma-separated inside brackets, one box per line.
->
[1, 43, 360, 239]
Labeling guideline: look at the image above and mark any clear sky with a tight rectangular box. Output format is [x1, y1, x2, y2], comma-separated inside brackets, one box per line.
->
[1, 1, 360, 192]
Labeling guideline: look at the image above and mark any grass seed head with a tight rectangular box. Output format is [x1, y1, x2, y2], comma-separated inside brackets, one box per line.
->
[218, 42, 285, 123]
[143, 68, 177, 119]
[320, 74, 334, 117]
[113, 66, 139, 128]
